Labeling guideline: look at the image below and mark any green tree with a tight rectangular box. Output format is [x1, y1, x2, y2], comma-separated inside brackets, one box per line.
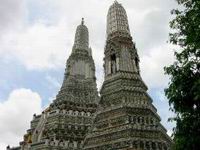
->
[165, 0, 200, 149]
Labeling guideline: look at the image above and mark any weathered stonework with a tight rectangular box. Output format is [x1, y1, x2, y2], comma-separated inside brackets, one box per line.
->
[8, 2, 173, 150]
[83, 1, 173, 150]
[8, 19, 99, 150]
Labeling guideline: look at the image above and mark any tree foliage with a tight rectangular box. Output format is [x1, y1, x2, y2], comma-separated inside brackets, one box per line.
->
[165, 0, 200, 149]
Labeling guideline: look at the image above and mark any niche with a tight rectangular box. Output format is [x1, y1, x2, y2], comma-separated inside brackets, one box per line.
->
[135, 57, 139, 73]
[111, 54, 117, 74]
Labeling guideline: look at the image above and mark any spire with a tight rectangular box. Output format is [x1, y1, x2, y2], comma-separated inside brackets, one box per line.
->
[83, 2, 172, 150]
[66, 19, 96, 79]
[81, 18, 84, 25]
[73, 18, 89, 52]
[107, 1, 130, 36]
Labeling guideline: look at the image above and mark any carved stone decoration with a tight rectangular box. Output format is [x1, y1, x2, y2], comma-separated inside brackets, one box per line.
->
[9, 19, 99, 150]
[83, 1, 173, 150]
[8, 2, 173, 150]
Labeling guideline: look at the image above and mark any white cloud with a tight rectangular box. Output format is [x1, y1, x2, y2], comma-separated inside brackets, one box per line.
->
[0, 88, 42, 149]
[0, 0, 26, 33]
[140, 45, 175, 89]
[1, 20, 72, 70]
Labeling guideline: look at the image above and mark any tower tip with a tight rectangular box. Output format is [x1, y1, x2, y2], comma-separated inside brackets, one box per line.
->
[81, 18, 84, 25]
[114, 0, 118, 4]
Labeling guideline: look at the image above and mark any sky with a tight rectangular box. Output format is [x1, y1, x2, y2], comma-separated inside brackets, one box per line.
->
[0, 0, 178, 149]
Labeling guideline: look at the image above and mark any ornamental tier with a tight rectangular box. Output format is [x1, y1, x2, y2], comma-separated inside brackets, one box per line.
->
[83, 1, 173, 150]
[8, 19, 99, 150]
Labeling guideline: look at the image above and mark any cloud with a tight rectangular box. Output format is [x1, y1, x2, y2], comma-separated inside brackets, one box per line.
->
[0, 88, 42, 149]
[0, 0, 26, 35]
[0, 20, 73, 70]
[140, 45, 175, 89]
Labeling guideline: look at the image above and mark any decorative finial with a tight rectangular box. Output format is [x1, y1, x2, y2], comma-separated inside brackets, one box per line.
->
[6, 145, 10, 150]
[81, 18, 84, 25]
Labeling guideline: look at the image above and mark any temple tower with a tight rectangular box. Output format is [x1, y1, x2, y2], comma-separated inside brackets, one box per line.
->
[10, 19, 99, 150]
[83, 1, 172, 150]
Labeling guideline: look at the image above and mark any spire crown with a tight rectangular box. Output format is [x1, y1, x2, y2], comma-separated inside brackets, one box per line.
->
[73, 18, 89, 52]
[81, 18, 84, 25]
[107, 1, 130, 36]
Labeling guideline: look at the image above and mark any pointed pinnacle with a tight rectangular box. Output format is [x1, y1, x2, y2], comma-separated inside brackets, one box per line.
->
[81, 18, 84, 25]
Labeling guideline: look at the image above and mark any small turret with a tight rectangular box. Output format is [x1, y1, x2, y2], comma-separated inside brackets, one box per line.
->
[73, 18, 89, 52]
[6, 145, 10, 150]
[81, 17, 84, 25]
[107, 1, 130, 36]
[83, 2, 173, 150]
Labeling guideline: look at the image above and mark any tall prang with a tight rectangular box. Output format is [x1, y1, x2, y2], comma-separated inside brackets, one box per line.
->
[83, 1, 173, 150]
[8, 19, 99, 150]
